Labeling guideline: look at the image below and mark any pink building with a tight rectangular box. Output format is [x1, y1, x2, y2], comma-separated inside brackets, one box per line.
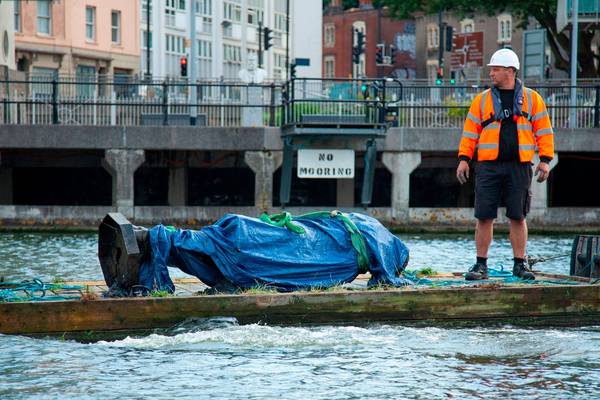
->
[14, 0, 140, 79]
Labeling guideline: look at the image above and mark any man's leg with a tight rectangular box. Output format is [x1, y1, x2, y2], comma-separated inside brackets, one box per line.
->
[465, 218, 494, 280]
[475, 218, 494, 258]
[509, 218, 527, 259]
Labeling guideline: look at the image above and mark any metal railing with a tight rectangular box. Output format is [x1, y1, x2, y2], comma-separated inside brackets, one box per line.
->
[1, 76, 598, 129]
[0, 76, 282, 127]
[282, 78, 389, 127]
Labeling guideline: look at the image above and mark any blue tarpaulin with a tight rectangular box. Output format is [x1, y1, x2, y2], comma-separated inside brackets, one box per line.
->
[139, 212, 411, 292]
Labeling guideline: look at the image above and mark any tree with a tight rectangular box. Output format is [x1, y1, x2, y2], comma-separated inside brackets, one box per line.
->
[378, 0, 599, 78]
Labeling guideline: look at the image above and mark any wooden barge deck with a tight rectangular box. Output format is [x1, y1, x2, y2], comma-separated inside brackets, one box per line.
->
[1, 272, 600, 336]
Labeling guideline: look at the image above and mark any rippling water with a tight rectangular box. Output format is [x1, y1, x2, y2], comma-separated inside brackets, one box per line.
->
[0, 231, 591, 399]
[2, 320, 600, 399]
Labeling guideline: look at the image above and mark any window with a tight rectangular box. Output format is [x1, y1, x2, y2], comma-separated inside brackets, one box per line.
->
[37, 0, 52, 35]
[141, 30, 153, 74]
[31, 67, 58, 98]
[223, 44, 241, 63]
[324, 56, 335, 78]
[223, 44, 242, 80]
[76, 65, 96, 98]
[274, 12, 286, 31]
[497, 14, 512, 43]
[460, 18, 474, 33]
[223, 2, 241, 22]
[274, 52, 286, 80]
[427, 24, 439, 49]
[111, 11, 121, 44]
[178, 0, 186, 10]
[194, 0, 212, 33]
[14, 0, 21, 32]
[142, 31, 153, 49]
[324, 24, 335, 48]
[165, 0, 176, 26]
[142, 0, 152, 23]
[197, 39, 213, 78]
[86, 7, 96, 41]
[166, 34, 185, 54]
[248, 8, 264, 26]
[196, 0, 212, 15]
[165, 34, 185, 77]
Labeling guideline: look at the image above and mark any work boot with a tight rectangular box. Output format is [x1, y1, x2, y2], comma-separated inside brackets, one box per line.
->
[513, 262, 535, 280]
[465, 263, 488, 280]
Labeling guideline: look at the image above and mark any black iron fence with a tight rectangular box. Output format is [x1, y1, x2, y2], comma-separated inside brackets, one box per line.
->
[1, 76, 598, 128]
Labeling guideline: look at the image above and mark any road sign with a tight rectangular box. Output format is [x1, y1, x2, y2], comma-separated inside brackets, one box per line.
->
[450, 32, 484, 69]
[294, 58, 310, 66]
[523, 29, 546, 79]
[297, 149, 354, 179]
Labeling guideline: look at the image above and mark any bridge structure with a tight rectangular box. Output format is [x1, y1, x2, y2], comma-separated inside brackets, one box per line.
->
[0, 76, 599, 229]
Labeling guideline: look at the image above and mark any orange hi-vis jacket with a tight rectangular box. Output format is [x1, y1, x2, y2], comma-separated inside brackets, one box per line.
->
[458, 80, 554, 162]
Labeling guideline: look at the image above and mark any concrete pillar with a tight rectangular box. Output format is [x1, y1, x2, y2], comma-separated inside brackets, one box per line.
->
[102, 149, 145, 217]
[0, 152, 12, 205]
[382, 152, 422, 221]
[244, 150, 283, 211]
[168, 152, 187, 206]
[531, 153, 559, 211]
[336, 179, 355, 208]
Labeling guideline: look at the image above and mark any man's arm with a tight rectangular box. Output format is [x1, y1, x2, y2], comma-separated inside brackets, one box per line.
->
[530, 91, 555, 182]
[457, 94, 483, 184]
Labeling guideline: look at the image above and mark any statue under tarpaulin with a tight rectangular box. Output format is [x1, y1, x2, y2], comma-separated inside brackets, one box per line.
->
[98, 211, 411, 295]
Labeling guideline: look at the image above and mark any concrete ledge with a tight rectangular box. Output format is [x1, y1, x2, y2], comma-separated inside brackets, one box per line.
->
[1, 125, 598, 151]
[1, 205, 599, 231]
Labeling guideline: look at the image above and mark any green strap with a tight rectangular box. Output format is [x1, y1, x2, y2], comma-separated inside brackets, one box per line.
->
[259, 210, 369, 273]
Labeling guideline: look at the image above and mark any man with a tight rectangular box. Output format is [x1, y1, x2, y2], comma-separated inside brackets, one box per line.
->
[456, 48, 555, 281]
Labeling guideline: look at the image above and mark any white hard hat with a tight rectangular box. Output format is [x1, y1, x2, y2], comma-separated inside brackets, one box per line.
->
[487, 48, 520, 70]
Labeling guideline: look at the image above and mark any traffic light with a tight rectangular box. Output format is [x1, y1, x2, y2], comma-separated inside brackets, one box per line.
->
[180, 56, 188, 77]
[445, 25, 454, 52]
[352, 30, 365, 65]
[360, 82, 369, 98]
[356, 31, 365, 53]
[290, 62, 297, 79]
[450, 71, 456, 85]
[375, 44, 384, 65]
[389, 45, 397, 65]
[435, 67, 443, 85]
[352, 47, 360, 64]
[263, 27, 273, 51]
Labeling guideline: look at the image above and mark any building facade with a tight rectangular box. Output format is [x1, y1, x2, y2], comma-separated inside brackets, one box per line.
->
[0, 0, 16, 72]
[13, 0, 140, 79]
[415, 11, 537, 83]
[140, 0, 322, 81]
[322, 0, 416, 79]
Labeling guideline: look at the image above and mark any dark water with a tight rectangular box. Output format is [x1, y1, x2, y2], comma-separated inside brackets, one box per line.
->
[2, 232, 597, 399]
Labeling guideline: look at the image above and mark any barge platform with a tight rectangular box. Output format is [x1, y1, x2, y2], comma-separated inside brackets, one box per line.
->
[1, 272, 599, 336]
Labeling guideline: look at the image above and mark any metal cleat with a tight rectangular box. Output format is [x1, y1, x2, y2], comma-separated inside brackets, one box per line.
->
[98, 213, 148, 293]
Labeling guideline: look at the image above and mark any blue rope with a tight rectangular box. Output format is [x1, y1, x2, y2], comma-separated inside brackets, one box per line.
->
[0, 278, 84, 302]
[402, 265, 581, 287]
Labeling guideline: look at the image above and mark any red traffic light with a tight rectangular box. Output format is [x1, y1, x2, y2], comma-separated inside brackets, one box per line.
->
[180, 57, 187, 65]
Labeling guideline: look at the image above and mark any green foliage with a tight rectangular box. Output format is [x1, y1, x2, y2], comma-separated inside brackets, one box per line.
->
[378, 0, 599, 77]
[150, 290, 171, 297]
[445, 99, 469, 119]
[416, 267, 438, 276]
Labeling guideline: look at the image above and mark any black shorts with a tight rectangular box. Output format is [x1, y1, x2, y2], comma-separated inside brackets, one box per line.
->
[474, 161, 533, 221]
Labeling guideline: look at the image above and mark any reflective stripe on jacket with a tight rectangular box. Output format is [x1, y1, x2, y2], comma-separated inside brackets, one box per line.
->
[458, 80, 555, 162]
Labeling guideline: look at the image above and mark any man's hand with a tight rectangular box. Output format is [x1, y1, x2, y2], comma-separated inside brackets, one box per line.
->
[456, 160, 470, 185]
[535, 161, 550, 182]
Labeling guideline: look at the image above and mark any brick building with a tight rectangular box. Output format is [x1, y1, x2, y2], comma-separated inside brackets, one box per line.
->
[322, 0, 416, 79]
[415, 11, 537, 82]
